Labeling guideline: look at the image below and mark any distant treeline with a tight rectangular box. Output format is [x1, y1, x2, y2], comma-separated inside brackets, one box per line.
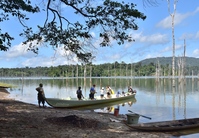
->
[1, 57, 199, 77]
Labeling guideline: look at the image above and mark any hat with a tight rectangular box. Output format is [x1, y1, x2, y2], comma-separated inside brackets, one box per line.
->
[102, 87, 104, 89]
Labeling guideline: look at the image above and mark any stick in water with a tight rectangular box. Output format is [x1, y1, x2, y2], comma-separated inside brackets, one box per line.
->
[128, 110, 152, 120]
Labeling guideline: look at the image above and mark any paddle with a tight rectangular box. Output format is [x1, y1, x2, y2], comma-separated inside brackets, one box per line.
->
[128, 110, 152, 120]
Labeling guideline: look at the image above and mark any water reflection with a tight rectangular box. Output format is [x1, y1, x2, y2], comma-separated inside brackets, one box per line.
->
[171, 127, 199, 137]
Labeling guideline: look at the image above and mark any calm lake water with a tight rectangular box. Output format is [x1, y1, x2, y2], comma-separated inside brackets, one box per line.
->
[1, 77, 199, 137]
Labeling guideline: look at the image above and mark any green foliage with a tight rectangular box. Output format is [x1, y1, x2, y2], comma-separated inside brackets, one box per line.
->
[0, 0, 146, 63]
[1, 57, 199, 77]
[140, 57, 199, 67]
[0, 82, 15, 88]
[0, 0, 39, 51]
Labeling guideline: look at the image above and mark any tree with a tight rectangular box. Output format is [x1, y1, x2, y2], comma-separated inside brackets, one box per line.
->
[167, 0, 178, 86]
[0, 0, 146, 63]
[0, 0, 39, 51]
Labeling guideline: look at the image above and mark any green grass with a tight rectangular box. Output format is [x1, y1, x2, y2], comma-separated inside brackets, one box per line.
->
[0, 82, 16, 88]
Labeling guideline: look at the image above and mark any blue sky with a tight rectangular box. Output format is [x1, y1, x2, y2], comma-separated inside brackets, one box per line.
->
[0, 0, 199, 68]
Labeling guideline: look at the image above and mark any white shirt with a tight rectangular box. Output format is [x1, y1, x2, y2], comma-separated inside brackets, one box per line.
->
[100, 89, 104, 95]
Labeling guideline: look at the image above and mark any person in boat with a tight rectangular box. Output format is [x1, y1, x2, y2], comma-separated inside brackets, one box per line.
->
[89, 84, 96, 100]
[128, 86, 133, 93]
[106, 85, 115, 98]
[106, 85, 112, 98]
[116, 91, 121, 98]
[100, 87, 105, 99]
[36, 83, 45, 108]
[128, 86, 137, 94]
[121, 91, 126, 96]
[76, 86, 84, 100]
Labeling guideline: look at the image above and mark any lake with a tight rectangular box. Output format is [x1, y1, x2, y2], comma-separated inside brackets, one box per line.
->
[1, 76, 199, 137]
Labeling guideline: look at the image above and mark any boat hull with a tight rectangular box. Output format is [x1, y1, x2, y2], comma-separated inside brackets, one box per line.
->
[127, 118, 199, 132]
[46, 93, 135, 108]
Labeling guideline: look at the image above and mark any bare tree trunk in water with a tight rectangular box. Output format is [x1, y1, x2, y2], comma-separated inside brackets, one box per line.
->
[76, 64, 79, 77]
[183, 39, 186, 83]
[84, 64, 87, 95]
[156, 59, 160, 83]
[90, 64, 92, 86]
[172, 14, 175, 87]
[167, 0, 178, 87]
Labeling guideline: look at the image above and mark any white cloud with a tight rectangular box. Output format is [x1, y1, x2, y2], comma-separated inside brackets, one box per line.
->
[21, 56, 78, 67]
[161, 46, 172, 53]
[130, 32, 169, 45]
[145, 54, 153, 59]
[0, 42, 81, 67]
[193, 6, 199, 13]
[4, 43, 34, 58]
[111, 54, 121, 61]
[156, 6, 199, 29]
[175, 44, 183, 50]
[20, 47, 80, 67]
[2, 39, 46, 59]
[160, 44, 182, 53]
[156, 12, 190, 29]
[196, 31, 199, 39]
[179, 33, 195, 40]
[90, 32, 96, 38]
[193, 49, 199, 57]
[21, 57, 53, 67]
[180, 31, 199, 40]
[142, 33, 169, 44]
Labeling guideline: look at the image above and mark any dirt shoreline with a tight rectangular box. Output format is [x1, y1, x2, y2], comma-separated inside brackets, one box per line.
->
[0, 89, 172, 138]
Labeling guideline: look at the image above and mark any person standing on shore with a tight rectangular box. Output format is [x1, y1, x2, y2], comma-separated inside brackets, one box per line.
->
[36, 83, 45, 108]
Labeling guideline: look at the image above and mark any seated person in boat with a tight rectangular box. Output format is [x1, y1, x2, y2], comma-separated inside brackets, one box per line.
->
[121, 91, 126, 96]
[116, 91, 121, 98]
[128, 86, 133, 93]
[100, 87, 105, 99]
[89, 84, 96, 100]
[128, 86, 136, 94]
[76, 86, 84, 100]
[106, 85, 112, 98]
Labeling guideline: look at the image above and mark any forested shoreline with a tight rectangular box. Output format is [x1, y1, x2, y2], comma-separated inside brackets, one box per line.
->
[1, 57, 199, 77]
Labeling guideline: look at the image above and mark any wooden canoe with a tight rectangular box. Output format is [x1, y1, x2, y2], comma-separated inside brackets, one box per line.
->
[45, 93, 136, 108]
[126, 118, 199, 132]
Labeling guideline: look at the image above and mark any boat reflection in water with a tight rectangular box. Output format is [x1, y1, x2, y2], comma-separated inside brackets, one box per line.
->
[171, 127, 199, 137]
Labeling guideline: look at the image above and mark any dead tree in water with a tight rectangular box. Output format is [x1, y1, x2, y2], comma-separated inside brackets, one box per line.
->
[177, 39, 186, 84]
[155, 58, 161, 83]
[167, 0, 178, 87]
[182, 39, 186, 83]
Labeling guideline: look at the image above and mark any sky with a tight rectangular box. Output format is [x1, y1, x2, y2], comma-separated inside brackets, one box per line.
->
[0, 0, 199, 68]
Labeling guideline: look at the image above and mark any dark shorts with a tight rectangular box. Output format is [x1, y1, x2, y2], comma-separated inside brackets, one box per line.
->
[77, 94, 82, 99]
[38, 93, 45, 103]
[89, 93, 94, 99]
